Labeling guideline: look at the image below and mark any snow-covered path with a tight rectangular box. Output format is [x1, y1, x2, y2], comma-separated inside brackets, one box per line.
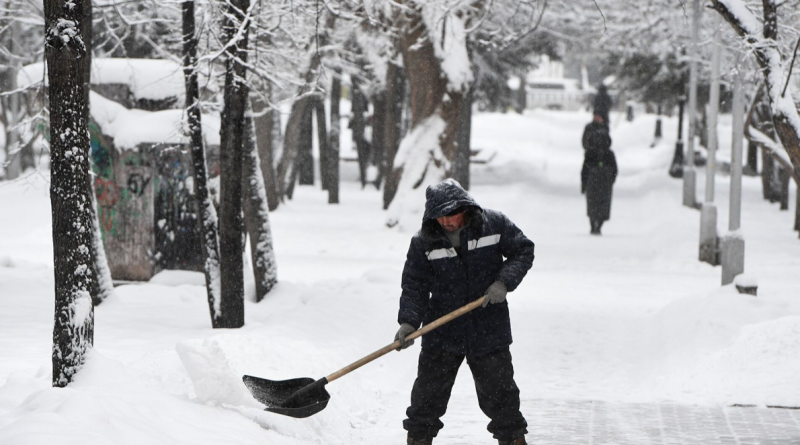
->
[1, 110, 799, 444]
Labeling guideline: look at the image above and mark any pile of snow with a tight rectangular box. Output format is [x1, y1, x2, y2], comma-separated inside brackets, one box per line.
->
[17, 58, 191, 101]
[643, 285, 798, 405]
[90, 92, 220, 150]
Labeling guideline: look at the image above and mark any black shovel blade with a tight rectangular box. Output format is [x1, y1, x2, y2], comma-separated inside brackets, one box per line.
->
[242, 375, 330, 418]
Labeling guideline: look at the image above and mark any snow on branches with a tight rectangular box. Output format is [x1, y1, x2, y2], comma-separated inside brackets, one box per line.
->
[711, 0, 800, 175]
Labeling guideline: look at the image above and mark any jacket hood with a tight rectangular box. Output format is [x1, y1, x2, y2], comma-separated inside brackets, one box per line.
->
[422, 178, 482, 222]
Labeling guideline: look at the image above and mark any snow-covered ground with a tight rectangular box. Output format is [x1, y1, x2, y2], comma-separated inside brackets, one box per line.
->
[1, 109, 799, 444]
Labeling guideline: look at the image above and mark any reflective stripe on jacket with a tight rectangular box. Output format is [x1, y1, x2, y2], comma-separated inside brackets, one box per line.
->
[398, 180, 534, 356]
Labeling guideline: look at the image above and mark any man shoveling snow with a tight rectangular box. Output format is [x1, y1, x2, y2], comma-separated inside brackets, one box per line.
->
[395, 179, 535, 445]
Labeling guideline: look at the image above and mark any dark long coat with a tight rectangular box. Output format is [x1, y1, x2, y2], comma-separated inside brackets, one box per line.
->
[398, 179, 535, 356]
[582, 121, 609, 150]
[581, 125, 618, 222]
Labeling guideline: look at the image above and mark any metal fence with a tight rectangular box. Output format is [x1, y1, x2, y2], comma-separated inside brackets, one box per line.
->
[526, 90, 589, 111]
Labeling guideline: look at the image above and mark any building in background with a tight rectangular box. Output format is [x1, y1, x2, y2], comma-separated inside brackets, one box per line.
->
[525, 55, 590, 111]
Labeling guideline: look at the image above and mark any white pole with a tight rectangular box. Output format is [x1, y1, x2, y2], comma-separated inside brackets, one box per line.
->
[721, 54, 745, 285]
[706, 16, 721, 204]
[683, 0, 701, 208]
[729, 63, 744, 232]
[699, 15, 721, 265]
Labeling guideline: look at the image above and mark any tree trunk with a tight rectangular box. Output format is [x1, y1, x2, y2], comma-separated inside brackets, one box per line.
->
[45, 0, 97, 387]
[382, 61, 406, 209]
[183, 0, 222, 326]
[372, 91, 387, 189]
[351, 76, 370, 188]
[2, 20, 22, 180]
[217, 0, 251, 328]
[385, 5, 471, 226]
[297, 102, 314, 185]
[795, 184, 800, 234]
[253, 94, 280, 211]
[762, 148, 776, 201]
[83, 0, 114, 306]
[242, 103, 277, 302]
[746, 140, 758, 174]
[285, 154, 299, 199]
[328, 72, 341, 204]
[276, 99, 309, 198]
[269, 87, 283, 182]
[89, 189, 115, 305]
[315, 97, 330, 191]
[452, 86, 472, 190]
[779, 166, 790, 210]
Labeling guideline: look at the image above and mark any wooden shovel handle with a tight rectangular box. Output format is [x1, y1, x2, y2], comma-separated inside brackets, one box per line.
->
[325, 295, 486, 383]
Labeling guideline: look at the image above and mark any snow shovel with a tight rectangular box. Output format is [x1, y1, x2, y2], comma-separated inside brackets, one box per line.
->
[242, 295, 487, 418]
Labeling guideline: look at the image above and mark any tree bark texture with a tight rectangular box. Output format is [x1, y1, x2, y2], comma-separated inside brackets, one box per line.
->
[328, 72, 341, 204]
[383, 5, 469, 208]
[452, 86, 473, 190]
[712, 0, 800, 178]
[382, 61, 406, 209]
[779, 166, 790, 210]
[761, 149, 778, 201]
[242, 104, 277, 302]
[297, 102, 314, 186]
[746, 140, 759, 173]
[217, 0, 251, 328]
[253, 94, 280, 211]
[183, 0, 222, 326]
[351, 76, 370, 188]
[277, 98, 309, 198]
[795, 186, 800, 234]
[314, 98, 330, 191]
[45, 0, 97, 387]
[372, 91, 387, 189]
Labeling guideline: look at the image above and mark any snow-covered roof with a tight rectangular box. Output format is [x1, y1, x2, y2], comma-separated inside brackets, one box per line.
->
[525, 76, 581, 91]
[17, 58, 187, 101]
[90, 91, 220, 150]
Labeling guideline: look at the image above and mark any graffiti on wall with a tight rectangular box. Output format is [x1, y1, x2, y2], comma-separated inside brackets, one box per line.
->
[90, 123, 153, 240]
[90, 122, 118, 237]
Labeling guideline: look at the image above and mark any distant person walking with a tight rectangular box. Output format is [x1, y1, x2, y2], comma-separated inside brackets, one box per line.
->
[593, 84, 613, 127]
[582, 114, 608, 151]
[581, 116, 618, 235]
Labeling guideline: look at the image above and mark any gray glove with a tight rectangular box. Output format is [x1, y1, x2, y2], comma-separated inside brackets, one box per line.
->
[394, 323, 416, 351]
[482, 281, 507, 307]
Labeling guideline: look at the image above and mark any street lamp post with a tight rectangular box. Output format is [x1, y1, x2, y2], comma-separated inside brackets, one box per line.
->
[699, 15, 721, 266]
[721, 56, 745, 286]
[669, 96, 686, 178]
[683, 0, 701, 208]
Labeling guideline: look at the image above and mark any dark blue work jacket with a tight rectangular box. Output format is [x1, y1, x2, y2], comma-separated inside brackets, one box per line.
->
[398, 179, 535, 356]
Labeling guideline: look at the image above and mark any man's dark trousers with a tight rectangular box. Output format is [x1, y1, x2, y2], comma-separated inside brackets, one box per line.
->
[403, 346, 528, 441]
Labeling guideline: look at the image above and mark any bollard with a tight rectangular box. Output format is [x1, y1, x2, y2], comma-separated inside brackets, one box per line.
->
[720, 234, 744, 285]
[699, 203, 719, 265]
[734, 274, 758, 296]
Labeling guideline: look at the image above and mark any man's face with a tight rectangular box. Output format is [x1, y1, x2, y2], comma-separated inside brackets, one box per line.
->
[436, 210, 466, 232]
